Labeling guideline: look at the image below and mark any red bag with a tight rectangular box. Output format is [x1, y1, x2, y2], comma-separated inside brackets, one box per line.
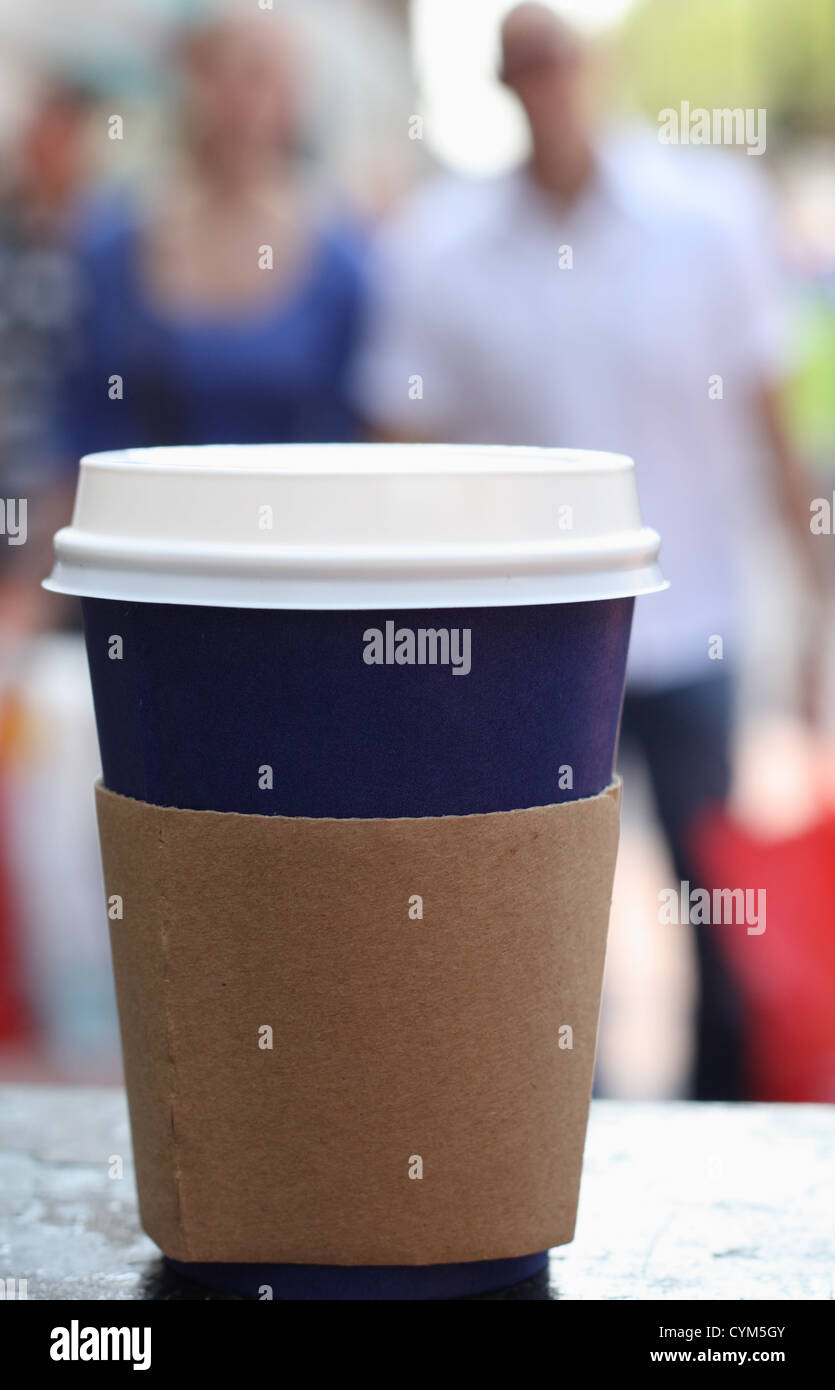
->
[0, 692, 32, 1046]
[0, 774, 30, 1045]
[693, 799, 835, 1103]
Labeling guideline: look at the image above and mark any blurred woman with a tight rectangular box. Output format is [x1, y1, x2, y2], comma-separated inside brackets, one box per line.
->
[62, 14, 365, 454]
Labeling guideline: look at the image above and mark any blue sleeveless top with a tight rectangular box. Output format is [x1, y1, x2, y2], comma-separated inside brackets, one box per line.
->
[62, 199, 366, 456]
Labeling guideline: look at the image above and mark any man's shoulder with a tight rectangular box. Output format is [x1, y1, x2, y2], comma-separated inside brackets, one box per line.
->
[604, 130, 774, 260]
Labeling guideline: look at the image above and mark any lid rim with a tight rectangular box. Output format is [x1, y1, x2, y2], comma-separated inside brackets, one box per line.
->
[44, 561, 669, 610]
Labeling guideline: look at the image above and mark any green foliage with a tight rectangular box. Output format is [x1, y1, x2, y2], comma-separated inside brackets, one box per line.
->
[619, 0, 835, 137]
[786, 297, 835, 463]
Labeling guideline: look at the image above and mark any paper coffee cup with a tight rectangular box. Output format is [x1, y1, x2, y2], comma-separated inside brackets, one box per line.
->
[46, 444, 665, 1300]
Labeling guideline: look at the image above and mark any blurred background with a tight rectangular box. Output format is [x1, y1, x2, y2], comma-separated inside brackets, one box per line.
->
[0, 0, 833, 1100]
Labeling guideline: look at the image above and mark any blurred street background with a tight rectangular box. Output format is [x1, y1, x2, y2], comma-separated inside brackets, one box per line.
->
[0, 0, 833, 1100]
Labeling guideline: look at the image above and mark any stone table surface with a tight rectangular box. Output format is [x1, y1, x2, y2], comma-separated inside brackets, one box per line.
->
[0, 1086, 831, 1300]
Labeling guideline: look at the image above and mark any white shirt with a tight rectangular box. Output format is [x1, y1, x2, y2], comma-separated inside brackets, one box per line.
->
[352, 141, 785, 690]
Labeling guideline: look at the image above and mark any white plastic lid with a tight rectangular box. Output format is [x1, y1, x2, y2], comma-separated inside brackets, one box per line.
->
[44, 444, 667, 610]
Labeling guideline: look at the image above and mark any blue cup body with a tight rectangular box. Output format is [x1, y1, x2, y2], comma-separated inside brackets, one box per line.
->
[83, 595, 633, 1298]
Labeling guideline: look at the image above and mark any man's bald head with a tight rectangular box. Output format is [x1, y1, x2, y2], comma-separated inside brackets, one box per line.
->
[498, 3, 594, 196]
[499, 3, 583, 86]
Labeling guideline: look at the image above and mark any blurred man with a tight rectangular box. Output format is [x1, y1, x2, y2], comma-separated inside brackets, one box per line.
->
[0, 77, 97, 1056]
[354, 4, 826, 1099]
[0, 78, 95, 637]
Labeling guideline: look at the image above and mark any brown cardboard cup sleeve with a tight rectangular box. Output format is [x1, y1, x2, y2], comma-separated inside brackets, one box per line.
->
[95, 779, 622, 1266]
